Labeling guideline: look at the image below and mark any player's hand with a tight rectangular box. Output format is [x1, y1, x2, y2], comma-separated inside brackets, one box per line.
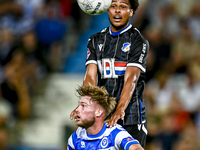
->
[70, 109, 76, 120]
[107, 108, 125, 128]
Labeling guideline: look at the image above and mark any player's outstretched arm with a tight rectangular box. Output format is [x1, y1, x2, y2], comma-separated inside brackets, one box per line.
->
[107, 67, 141, 127]
[129, 144, 144, 150]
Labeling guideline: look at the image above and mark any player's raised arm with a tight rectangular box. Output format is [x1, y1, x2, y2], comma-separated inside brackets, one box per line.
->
[107, 66, 141, 127]
[83, 63, 98, 86]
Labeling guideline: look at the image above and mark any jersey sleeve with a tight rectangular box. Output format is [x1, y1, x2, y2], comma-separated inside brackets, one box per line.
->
[115, 129, 140, 150]
[67, 131, 78, 150]
[85, 36, 98, 66]
[67, 135, 75, 150]
[128, 29, 149, 73]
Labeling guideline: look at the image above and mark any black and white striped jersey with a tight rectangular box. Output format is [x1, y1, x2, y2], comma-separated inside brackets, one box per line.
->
[85, 24, 149, 125]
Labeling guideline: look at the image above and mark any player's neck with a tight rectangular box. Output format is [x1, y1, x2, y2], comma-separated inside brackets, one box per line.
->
[86, 121, 104, 135]
[111, 22, 130, 32]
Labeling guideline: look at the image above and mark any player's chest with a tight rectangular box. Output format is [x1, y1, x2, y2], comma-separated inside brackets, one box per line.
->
[96, 35, 132, 59]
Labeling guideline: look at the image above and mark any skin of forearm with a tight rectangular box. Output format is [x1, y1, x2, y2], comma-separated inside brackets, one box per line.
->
[116, 67, 140, 111]
[83, 64, 97, 86]
[83, 74, 96, 86]
[129, 144, 144, 150]
[116, 75, 137, 111]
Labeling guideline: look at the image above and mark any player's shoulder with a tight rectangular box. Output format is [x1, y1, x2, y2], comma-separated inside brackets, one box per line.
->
[105, 123, 126, 132]
[90, 27, 109, 38]
[115, 124, 127, 131]
[131, 26, 149, 44]
[131, 27, 144, 37]
[104, 124, 130, 139]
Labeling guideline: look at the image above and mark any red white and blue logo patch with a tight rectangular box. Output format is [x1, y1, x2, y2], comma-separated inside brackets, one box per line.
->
[87, 48, 91, 59]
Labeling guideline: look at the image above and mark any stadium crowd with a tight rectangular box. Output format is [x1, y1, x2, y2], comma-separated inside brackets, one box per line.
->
[133, 0, 200, 150]
[0, 0, 199, 150]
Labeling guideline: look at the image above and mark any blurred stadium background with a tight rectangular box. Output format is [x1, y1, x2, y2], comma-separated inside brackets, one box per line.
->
[0, 0, 200, 150]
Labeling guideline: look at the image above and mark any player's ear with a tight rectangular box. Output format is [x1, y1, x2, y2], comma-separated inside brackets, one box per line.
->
[129, 9, 134, 17]
[95, 109, 103, 117]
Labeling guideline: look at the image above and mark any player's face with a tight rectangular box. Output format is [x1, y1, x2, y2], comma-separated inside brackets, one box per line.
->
[75, 96, 96, 128]
[108, 0, 133, 32]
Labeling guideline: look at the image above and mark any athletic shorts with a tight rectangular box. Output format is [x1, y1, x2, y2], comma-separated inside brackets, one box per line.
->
[123, 121, 148, 148]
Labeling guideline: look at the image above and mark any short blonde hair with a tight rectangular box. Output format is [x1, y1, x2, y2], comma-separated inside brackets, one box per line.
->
[76, 84, 116, 118]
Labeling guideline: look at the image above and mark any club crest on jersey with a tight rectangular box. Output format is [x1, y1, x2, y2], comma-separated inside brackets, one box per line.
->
[87, 48, 91, 59]
[122, 42, 131, 52]
[101, 137, 108, 148]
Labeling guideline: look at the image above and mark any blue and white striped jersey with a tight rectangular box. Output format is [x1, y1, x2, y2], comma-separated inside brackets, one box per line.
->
[67, 123, 140, 150]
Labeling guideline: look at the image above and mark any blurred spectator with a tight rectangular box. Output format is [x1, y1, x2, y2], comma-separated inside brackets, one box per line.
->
[144, 27, 172, 75]
[0, 87, 12, 150]
[172, 120, 200, 150]
[169, 0, 196, 18]
[48, 41, 65, 72]
[146, 70, 175, 113]
[0, 0, 23, 32]
[135, 0, 169, 30]
[156, 112, 180, 150]
[0, 0, 43, 36]
[176, 70, 200, 114]
[195, 107, 200, 136]
[0, 46, 33, 147]
[34, 0, 67, 46]
[0, 29, 16, 83]
[168, 96, 191, 132]
[1, 47, 31, 120]
[170, 19, 200, 74]
[188, 2, 200, 41]
[20, 31, 48, 81]
[34, 0, 70, 72]
[35, 10, 67, 47]
[155, 3, 180, 40]
[187, 50, 200, 83]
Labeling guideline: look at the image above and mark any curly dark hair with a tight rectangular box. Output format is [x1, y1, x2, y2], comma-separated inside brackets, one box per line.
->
[76, 84, 116, 118]
[129, 0, 139, 14]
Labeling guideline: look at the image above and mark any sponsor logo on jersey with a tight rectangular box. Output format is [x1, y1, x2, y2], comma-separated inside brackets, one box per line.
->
[101, 137, 108, 148]
[142, 43, 147, 53]
[126, 138, 132, 141]
[98, 44, 103, 51]
[138, 121, 148, 135]
[138, 43, 147, 63]
[87, 48, 91, 59]
[97, 58, 127, 78]
[121, 42, 131, 52]
[81, 141, 85, 148]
